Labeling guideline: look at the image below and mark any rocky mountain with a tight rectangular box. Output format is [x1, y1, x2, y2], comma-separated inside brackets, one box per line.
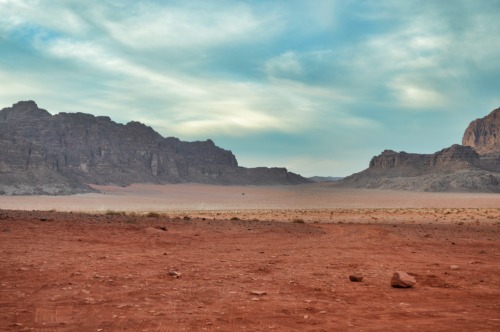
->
[462, 107, 500, 154]
[341, 107, 500, 192]
[0, 101, 310, 195]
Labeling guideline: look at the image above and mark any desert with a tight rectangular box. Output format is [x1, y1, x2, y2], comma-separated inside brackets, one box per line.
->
[1, 2, 500, 331]
[1, 184, 499, 331]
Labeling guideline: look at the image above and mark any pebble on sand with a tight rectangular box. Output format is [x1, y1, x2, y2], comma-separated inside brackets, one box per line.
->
[391, 271, 416, 288]
[250, 290, 267, 296]
[349, 273, 363, 282]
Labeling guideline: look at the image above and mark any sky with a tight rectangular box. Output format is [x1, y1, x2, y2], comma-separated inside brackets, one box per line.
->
[1, 0, 499, 177]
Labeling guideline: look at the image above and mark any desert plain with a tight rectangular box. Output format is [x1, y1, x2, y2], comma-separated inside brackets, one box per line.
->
[1, 183, 499, 331]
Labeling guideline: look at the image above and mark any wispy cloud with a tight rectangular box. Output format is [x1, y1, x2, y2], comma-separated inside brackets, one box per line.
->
[0, 0, 499, 176]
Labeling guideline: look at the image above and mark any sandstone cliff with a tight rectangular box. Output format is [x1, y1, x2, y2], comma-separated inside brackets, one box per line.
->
[462, 107, 500, 154]
[341, 107, 500, 192]
[0, 101, 310, 194]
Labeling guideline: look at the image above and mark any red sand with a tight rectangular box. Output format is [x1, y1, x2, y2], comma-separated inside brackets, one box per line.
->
[1, 185, 499, 331]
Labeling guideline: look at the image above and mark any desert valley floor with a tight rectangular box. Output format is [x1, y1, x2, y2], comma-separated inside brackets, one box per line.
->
[1, 183, 499, 331]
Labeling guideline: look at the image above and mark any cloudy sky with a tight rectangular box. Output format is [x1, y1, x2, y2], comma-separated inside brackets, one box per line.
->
[1, 0, 499, 176]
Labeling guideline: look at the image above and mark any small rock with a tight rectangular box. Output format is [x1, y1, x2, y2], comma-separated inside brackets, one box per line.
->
[250, 290, 267, 296]
[168, 271, 181, 278]
[391, 271, 416, 288]
[349, 273, 363, 282]
[450, 265, 459, 270]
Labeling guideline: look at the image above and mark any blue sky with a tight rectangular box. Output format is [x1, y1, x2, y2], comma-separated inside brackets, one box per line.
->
[1, 0, 499, 176]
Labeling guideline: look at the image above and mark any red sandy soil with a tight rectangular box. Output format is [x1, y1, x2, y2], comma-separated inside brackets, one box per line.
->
[1, 205, 499, 331]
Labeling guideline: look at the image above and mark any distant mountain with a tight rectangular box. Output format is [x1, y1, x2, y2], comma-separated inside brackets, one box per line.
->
[0, 101, 310, 195]
[462, 107, 500, 155]
[341, 107, 500, 192]
[308, 176, 343, 183]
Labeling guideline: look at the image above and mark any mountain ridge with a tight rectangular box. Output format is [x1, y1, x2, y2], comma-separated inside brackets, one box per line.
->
[0, 101, 310, 195]
[340, 107, 500, 192]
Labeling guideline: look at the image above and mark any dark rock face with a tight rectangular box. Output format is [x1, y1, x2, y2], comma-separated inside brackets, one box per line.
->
[463, 107, 500, 154]
[341, 107, 500, 192]
[0, 101, 310, 195]
[368, 145, 480, 173]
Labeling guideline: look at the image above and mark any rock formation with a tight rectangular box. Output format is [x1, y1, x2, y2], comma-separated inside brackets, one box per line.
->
[462, 107, 500, 154]
[341, 107, 500, 192]
[0, 101, 310, 195]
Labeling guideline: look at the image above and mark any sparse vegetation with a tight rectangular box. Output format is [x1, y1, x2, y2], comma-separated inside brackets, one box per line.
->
[292, 218, 305, 224]
[230, 217, 241, 221]
[146, 212, 161, 218]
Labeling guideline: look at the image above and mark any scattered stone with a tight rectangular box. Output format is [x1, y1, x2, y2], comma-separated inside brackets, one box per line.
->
[391, 271, 416, 288]
[155, 226, 168, 231]
[168, 271, 182, 278]
[349, 273, 363, 282]
[250, 290, 267, 296]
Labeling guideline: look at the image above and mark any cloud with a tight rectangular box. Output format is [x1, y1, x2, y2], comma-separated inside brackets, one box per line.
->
[100, 2, 274, 50]
[1, 0, 499, 176]
[264, 51, 304, 78]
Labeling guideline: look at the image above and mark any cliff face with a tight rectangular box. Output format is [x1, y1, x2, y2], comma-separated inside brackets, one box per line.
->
[0, 101, 310, 194]
[341, 107, 500, 192]
[462, 107, 500, 154]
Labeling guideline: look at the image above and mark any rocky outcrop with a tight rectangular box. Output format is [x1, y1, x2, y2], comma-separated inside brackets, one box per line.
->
[341, 107, 500, 192]
[0, 101, 310, 195]
[463, 107, 500, 154]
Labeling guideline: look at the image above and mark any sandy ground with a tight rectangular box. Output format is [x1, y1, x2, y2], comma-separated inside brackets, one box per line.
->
[1, 184, 499, 331]
[0, 183, 499, 212]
